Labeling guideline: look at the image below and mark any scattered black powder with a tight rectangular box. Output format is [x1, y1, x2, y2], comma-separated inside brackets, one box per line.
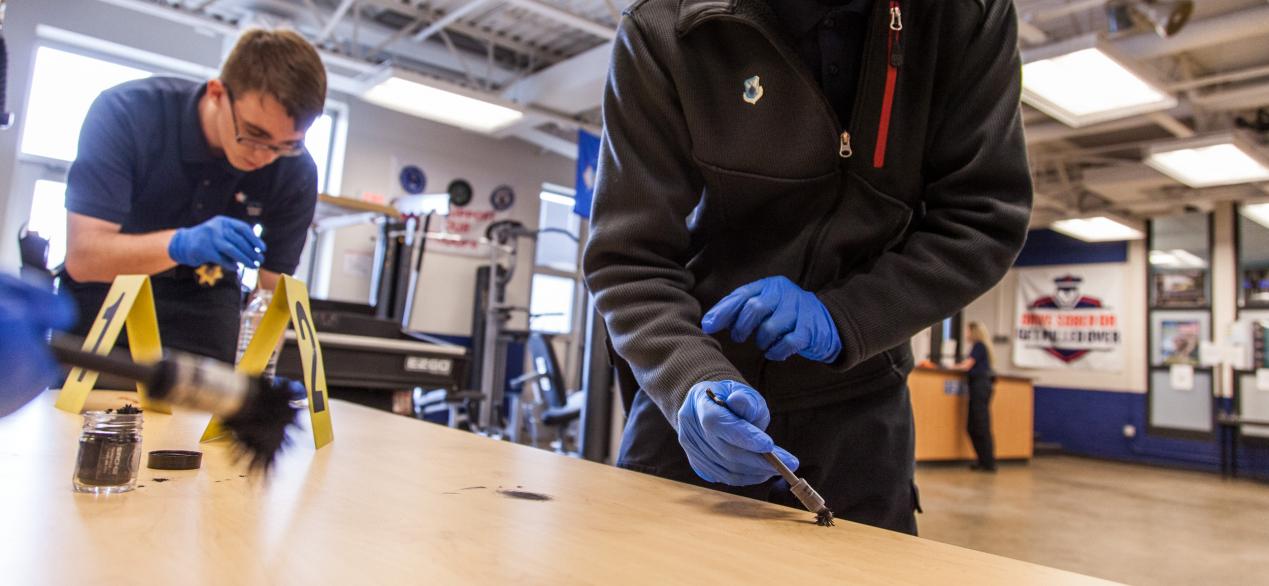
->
[498, 490, 552, 502]
[152, 477, 170, 483]
[460, 486, 486, 491]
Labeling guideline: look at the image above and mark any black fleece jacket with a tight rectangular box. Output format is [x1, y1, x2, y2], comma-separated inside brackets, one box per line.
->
[583, 0, 1033, 427]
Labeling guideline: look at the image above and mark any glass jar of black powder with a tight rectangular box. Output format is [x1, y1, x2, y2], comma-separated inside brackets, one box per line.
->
[73, 406, 143, 494]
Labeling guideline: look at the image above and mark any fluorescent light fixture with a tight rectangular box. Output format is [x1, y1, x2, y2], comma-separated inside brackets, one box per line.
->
[1241, 203, 1269, 231]
[360, 69, 523, 134]
[1145, 132, 1269, 188]
[1168, 249, 1206, 268]
[1149, 250, 1178, 267]
[1022, 34, 1176, 128]
[1051, 215, 1145, 242]
[1150, 249, 1206, 269]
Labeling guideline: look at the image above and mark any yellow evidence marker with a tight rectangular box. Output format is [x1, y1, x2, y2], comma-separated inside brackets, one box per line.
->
[55, 275, 169, 414]
[201, 275, 334, 449]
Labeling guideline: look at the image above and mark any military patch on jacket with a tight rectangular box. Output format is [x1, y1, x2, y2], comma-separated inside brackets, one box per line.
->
[743, 75, 764, 105]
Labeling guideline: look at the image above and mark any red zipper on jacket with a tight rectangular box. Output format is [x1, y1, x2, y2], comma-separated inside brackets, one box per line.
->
[873, 1, 904, 169]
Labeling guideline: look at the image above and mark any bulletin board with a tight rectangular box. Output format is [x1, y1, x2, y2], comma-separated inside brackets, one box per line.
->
[1235, 372, 1269, 440]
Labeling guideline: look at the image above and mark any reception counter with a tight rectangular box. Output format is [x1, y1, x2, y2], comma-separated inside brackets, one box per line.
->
[910, 367, 1034, 462]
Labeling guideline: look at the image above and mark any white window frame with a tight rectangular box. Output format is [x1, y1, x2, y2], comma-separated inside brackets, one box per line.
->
[314, 99, 350, 196]
[529, 184, 583, 336]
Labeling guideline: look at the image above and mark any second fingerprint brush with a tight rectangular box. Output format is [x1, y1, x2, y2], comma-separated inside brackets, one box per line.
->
[705, 389, 836, 527]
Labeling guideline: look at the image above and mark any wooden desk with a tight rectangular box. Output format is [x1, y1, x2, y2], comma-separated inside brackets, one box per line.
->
[0, 391, 1107, 585]
[910, 368, 1035, 462]
[318, 193, 402, 218]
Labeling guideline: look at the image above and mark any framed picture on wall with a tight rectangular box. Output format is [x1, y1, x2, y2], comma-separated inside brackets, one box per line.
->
[1255, 319, 1269, 370]
[1153, 270, 1207, 307]
[1150, 311, 1211, 368]
[1160, 320, 1201, 365]
[1244, 268, 1269, 307]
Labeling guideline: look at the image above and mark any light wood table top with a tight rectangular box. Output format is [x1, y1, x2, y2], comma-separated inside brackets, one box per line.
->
[318, 193, 402, 218]
[0, 391, 1114, 585]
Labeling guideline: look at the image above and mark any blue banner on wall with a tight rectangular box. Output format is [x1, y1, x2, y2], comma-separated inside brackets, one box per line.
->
[574, 129, 601, 219]
[1015, 229, 1129, 266]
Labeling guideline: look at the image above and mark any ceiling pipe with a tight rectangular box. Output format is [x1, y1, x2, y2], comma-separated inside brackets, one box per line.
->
[102, 0, 524, 86]
[411, 0, 496, 43]
[1113, 4, 1269, 60]
[1025, 105, 1194, 144]
[316, 0, 356, 42]
[1190, 80, 1269, 112]
[500, 0, 616, 40]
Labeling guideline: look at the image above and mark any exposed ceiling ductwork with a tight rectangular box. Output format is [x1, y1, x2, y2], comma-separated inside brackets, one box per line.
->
[98, 0, 1269, 202]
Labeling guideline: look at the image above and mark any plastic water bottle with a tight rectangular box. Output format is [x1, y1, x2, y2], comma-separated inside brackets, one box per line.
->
[236, 290, 280, 378]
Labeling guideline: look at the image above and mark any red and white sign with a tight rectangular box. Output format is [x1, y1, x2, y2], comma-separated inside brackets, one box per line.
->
[1014, 265, 1126, 372]
[431, 207, 498, 257]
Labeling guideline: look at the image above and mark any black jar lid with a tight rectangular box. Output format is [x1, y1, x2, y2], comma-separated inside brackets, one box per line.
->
[147, 450, 203, 470]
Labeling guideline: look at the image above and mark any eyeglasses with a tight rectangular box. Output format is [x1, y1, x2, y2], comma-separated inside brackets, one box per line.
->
[223, 84, 306, 158]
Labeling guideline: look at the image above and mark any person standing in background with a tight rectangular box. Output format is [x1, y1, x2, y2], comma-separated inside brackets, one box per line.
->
[954, 321, 997, 472]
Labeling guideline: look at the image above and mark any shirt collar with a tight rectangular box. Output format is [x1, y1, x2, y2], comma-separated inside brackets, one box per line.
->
[180, 82, 245, 176]
[180, 82, 216, 164]
[768, 0, 871, 37]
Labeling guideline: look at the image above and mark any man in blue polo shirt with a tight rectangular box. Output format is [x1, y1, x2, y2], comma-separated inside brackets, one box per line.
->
[60, 29, 327, 363]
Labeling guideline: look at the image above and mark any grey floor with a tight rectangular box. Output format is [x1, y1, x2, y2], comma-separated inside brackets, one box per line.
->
[915, 456, 1269, 585]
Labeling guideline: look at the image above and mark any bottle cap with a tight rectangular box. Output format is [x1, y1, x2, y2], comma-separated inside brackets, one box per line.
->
[147, 450, 203, 470]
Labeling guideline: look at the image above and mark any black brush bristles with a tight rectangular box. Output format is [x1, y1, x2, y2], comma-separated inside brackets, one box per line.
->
[220, 377, 300, 474]
[815, 509, 836, 527]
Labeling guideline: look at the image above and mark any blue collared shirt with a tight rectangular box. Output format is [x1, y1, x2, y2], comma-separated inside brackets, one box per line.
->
[66, 76, 317, 276]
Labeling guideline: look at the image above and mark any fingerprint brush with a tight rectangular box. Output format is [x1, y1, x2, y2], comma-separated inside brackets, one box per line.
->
[705, 389, 835, 527]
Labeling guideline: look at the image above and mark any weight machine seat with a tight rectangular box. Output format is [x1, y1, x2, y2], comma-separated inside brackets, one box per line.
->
[542, 391, 586, 426]
[528, 332, 585, 429]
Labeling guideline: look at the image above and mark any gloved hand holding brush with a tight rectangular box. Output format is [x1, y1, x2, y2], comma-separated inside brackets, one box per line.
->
[676, 380, 798, 486]
[0, 274, 76, 416]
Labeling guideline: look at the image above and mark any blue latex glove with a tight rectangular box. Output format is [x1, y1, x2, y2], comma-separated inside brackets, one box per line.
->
[0, 275, 77, 416]
[168, 216, 266, 269]
[702, 276, 842, 363]
[677, 380, 798, 486]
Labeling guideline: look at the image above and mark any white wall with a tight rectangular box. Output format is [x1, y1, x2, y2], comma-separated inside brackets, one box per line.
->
[327, 98, 573, 336]
[1211, 202, 1237, 399]
[0, 0, 575, 340]
[965, 203, 1241, 398]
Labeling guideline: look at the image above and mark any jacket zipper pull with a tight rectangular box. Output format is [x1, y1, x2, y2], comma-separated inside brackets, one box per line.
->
[839, 131, 853, 159]
[889, 3, 905, 68]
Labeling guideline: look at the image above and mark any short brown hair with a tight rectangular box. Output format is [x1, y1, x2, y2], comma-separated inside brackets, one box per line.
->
[221, 29, 327, 130]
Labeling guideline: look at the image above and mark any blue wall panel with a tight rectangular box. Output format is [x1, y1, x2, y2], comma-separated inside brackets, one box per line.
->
[1015, 229, 1129, 267]
[1034, 386, 1269, 477]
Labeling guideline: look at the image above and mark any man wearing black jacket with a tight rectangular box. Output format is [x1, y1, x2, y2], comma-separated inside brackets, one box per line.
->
[583, 0, 1032, 534]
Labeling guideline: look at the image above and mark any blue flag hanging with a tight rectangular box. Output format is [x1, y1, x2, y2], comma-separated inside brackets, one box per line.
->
[574, 129, 601, 219]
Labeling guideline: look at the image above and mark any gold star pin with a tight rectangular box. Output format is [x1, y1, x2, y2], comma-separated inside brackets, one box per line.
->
[195, 264, 224, 287]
